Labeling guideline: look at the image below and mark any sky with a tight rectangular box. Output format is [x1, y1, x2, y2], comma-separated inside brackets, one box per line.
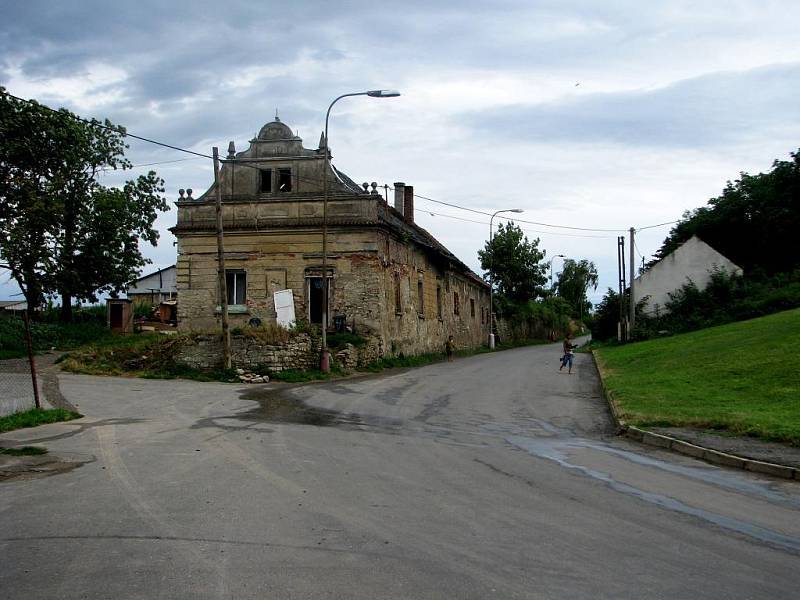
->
[2, 0, 799, 306]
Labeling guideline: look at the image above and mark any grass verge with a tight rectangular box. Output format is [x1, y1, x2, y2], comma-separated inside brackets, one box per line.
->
[0, 408, 82, 433]
[594, 308, 800, 446]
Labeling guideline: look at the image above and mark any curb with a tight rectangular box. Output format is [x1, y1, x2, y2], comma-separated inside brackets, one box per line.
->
[591, 350, 799, 481]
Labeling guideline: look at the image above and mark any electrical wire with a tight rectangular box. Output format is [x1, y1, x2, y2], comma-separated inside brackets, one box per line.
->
[5, 92, 686, 234]
[421, 210, 616, 239]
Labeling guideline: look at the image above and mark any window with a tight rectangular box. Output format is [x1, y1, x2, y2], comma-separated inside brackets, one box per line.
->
[278, 168, 292, 192]
[260, 169, 272, 193]
[436, 285, 443, 319]
[226, 270, 246, 305]
[453, 291, 460, 316]
[394, 274, 402, 314]
[417, 277, 424, 316]
[481, 307, 485, 324]
[470, 298, 475, 318]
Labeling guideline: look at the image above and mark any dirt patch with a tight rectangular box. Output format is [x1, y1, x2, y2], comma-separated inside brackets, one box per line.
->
[0, 452, 91, 482]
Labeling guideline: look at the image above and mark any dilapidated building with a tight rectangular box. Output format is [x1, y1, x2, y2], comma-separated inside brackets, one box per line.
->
[172, 118, 489, 356]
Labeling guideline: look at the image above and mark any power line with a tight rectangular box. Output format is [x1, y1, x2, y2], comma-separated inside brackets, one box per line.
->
[4, 92, 687, 233]
[637, 219, 679, 231]
[422, 210, 616, 239]
[5, 91, 214, 160]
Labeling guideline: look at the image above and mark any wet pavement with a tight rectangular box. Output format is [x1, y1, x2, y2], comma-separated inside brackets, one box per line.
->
[1, 343, 799, 599]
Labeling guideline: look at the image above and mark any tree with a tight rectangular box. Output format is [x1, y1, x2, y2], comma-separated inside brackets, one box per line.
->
[0, 88, 168, 320]
[478, 222, 548, 301]
[555, 259, 598, 319]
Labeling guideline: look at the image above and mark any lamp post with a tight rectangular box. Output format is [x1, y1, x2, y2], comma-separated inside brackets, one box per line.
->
[488, 208, 523, 349]
[548, 254, 565, 292]
[320, 89, 400, 371]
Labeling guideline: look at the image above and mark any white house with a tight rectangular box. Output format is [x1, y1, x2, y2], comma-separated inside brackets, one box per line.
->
[633, 235, 743, 316]
[126, 265, 177, 305]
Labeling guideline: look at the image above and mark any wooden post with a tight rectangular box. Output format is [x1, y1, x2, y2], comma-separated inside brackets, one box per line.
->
[213, 147, 231, 370]
[23, 309, 41, 409]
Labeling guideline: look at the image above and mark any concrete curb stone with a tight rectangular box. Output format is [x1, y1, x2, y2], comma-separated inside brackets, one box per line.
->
[591, 350, 800, 481]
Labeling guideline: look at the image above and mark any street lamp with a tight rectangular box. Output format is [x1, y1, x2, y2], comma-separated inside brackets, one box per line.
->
[488, 208, 523, 349]
[320, 90, 401, 371]
[548, 254, 565, 292]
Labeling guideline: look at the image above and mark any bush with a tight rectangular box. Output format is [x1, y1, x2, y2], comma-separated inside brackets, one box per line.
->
[0, 313, 113, 357]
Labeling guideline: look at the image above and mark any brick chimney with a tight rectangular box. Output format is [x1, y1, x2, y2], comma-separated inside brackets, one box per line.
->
[393, 182, 405, 215]
[403, 185, 414, 223]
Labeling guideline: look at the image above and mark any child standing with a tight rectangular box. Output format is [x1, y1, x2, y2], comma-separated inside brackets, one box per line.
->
[445, 335, 455, 362]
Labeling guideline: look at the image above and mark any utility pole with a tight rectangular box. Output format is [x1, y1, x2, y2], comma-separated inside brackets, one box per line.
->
[617, 236, 626, 341]
[629, 227, 636, 335]
[213, 147, 231, 369]
[23, 309, 41, 409]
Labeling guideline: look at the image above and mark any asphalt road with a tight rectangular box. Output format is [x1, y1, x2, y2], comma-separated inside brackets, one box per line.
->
[1, 342, 799, 599]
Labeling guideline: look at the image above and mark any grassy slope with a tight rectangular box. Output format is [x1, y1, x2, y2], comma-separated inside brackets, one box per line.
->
[595, 308, 800, 446]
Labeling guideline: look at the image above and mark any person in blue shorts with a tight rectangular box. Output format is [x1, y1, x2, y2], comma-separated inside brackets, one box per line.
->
[559, 334, 577, 374]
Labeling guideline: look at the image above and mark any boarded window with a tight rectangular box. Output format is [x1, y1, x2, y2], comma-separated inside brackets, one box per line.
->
[278, 168, 292, 192]
[260, 169, 272, 193]
[470, 298, 475, 318]
[226, 270, 246, 305]
[436, 285, 442, 319]
[453, 291, 460, 316]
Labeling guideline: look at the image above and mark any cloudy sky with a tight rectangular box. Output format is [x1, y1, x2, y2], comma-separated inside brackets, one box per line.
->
[2, 0, 799, 305]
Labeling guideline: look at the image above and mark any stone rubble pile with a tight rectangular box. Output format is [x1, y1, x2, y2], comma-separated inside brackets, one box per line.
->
[236, 368, 269, 384]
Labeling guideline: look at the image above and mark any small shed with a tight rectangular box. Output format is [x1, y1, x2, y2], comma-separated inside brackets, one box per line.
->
[107, 299, 134, 333]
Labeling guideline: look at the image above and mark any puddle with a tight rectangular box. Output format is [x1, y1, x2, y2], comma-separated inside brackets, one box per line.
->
[239, 386, 365, 427]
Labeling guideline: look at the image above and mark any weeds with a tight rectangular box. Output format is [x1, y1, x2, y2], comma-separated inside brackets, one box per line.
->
[0, 408, 82, 433]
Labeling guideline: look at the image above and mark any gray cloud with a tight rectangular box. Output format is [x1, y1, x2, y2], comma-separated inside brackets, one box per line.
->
[465, 62, 800, 148]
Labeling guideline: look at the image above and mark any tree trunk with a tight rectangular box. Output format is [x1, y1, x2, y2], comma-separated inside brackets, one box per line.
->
[59, 291, 73, 322]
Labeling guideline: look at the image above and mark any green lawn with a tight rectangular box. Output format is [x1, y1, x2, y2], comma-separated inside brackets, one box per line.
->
[595, 308, 800, 446]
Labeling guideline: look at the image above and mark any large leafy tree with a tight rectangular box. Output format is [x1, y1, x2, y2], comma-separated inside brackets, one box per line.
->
[651, 149, 800, 275]
[0, 88, 168, 320]
[478, 222, 548, 301]
[555, 259, 598, 318]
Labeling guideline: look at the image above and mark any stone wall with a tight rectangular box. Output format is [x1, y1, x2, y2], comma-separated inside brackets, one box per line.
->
[175, 332, 384, 372]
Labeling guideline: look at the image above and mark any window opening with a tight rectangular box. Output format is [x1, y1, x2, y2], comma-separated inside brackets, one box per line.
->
[394, 274, 402, 314]
[226, 270, 246, 305]
[470, 298, 475, 318]
[278, 168, 292, 192]
[436, 285, 442, 319]
[453, 291, 460, 316]
[260, 169, 272, 193]
[417, 278, 424, 315]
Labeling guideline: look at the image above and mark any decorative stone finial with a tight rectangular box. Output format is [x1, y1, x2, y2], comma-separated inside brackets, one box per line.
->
[318, 131, 326, 149]
[371, 182, 378, 194]
[186, 189, 193, 200]
[227, 141, 236, 159]
[178, 189, 185, 199]
[362, 182, 369, 192]
[275, 108, 280, 122]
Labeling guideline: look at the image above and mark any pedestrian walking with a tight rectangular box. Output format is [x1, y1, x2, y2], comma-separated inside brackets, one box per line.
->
[559, 333, 577, 374]
[445, 335, 455, 362]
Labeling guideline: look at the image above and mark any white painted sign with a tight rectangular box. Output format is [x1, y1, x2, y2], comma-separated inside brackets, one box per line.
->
[273, 289, 296, 329]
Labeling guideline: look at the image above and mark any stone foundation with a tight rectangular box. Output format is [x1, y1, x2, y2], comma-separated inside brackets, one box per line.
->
[176, 332, 384, 373]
